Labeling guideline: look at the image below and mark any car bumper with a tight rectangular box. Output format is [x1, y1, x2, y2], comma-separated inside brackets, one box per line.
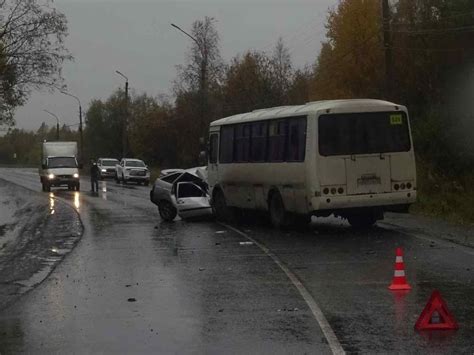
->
[311, 190, 417, 211]
[48, 178, 80, 186]
[100, 171, 116, 178]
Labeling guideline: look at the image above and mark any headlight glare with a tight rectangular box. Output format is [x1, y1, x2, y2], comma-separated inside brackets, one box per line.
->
[48, 173, 55, 180]
[73, 173, 79, 178]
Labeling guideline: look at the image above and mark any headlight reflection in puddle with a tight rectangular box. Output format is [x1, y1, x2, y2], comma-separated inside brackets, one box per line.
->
[101, 181, 107, 200]
[49, 193, 55, 214]
[74, 192, 80, 210]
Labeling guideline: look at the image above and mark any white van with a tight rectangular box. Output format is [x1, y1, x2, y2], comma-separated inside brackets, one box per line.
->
[39, 141, 81, 192]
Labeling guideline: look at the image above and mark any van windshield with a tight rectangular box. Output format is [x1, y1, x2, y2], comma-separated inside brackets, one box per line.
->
[319, 112, 411, 156]
[48, 157, 77, 168]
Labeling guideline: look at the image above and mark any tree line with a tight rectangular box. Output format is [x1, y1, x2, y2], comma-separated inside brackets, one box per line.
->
[1, 0, 473, 178]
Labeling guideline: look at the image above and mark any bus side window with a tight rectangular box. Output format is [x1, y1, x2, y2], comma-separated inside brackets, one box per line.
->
[250, 121, 267, 162]
[219, 126, 234, 163]
[288, 117, 307, 162]
[234, 124, 250, 162]
[209, 134, 218, 164]
[268, 120, 287, 162]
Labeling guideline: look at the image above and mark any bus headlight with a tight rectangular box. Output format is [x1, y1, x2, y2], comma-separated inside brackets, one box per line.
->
[48, 173, 55, 180]
[73, 173, 79, 178]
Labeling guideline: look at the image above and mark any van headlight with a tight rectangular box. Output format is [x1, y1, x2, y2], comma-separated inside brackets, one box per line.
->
[101, 169, 106, 173]
[48, 173, 55, 180]
[73, 173, 79, 178]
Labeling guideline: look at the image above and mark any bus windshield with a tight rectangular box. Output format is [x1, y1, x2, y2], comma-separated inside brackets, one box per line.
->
[318, 112, 411, 156]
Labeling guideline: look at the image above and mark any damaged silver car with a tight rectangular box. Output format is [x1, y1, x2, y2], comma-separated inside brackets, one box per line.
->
[150, 167, 212, 221]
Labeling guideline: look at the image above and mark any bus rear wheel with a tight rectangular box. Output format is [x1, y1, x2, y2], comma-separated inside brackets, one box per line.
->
[269, 191, 291, 228]
[347, 214, 377, 229]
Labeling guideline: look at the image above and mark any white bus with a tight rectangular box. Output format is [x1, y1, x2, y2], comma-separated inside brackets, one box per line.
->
[207, 99, 416, 228]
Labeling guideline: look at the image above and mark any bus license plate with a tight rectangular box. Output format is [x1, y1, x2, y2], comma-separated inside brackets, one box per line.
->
[357, 175, 381, 186]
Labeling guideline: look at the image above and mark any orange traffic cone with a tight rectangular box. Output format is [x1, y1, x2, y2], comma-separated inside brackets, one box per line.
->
[388, 247, 411, 290]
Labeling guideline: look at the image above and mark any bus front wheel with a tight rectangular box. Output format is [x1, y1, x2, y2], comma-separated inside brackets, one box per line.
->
[269, 191, 291, 228]
[213, 189, 233, 222]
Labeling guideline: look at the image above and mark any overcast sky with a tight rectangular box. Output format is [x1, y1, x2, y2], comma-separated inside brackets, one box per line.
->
[14, 0, 336, 130]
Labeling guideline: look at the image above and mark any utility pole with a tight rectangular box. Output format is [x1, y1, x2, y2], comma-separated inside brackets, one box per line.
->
[382, 0, 392, 99]
[43, 109, 60, 140]
[116, 70, 129, 158]
[171, 23, 207, 135]
[60, 90, 84, 165]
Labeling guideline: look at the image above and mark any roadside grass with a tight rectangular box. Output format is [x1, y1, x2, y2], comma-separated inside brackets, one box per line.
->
[411, 161, 474, 226]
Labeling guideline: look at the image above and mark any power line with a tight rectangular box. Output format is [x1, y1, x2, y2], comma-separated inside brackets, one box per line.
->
[390, 25, 474, 34]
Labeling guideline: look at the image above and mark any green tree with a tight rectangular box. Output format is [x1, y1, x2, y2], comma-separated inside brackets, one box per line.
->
[0, 0, 72, 125]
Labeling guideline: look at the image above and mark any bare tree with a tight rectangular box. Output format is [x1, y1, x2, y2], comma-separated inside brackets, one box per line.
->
[0, 0, 72, 124]
[174, 16, 224, 95]
[271, 37, 293, 104]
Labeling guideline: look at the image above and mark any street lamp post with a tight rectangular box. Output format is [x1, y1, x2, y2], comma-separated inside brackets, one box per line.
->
[171, 23, 207, 133]
[59, 90, 84, 164]
[43, 109, 60, 140]
[115, 70, 129, 158]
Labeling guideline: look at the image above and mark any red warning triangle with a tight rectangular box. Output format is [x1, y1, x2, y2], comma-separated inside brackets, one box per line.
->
[415, 290, 459, 330]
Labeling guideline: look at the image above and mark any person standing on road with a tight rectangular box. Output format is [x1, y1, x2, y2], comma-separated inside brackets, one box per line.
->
[90, 160, 100, 194]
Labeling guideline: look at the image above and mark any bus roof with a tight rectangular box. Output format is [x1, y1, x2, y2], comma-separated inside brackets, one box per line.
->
[210, 99, 406, 126]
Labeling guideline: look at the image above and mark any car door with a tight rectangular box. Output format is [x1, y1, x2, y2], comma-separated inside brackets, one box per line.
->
[174, 182, 212, 219]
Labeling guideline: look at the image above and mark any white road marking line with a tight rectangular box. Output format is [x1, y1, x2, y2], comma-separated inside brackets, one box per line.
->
[219, 222, 345, 355]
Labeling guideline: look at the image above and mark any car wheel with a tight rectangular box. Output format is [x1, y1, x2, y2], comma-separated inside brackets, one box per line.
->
[158, 201, 177, 221]
[269, 191, 291, 228]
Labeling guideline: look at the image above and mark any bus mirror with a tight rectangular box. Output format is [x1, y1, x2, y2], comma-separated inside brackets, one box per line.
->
[78, 162, 84, 169]
[199, 137, 205, 146]
[42, 164, 47, 169]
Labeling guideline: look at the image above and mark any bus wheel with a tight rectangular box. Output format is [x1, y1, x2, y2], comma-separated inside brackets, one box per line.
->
[347, 214, 376, 229]
[269, 191, 290, 228]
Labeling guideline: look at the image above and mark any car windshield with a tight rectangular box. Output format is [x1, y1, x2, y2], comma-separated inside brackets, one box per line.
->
[48, 157, 77, 168]
[101, 160, 118, 166]
[125, 160, 145, 167]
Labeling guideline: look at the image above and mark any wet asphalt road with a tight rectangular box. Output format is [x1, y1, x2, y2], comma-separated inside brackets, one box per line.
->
[0, 168, 473, 354]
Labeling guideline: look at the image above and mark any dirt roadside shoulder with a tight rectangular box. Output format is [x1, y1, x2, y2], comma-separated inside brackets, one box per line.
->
[0, 178, 84, 310]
